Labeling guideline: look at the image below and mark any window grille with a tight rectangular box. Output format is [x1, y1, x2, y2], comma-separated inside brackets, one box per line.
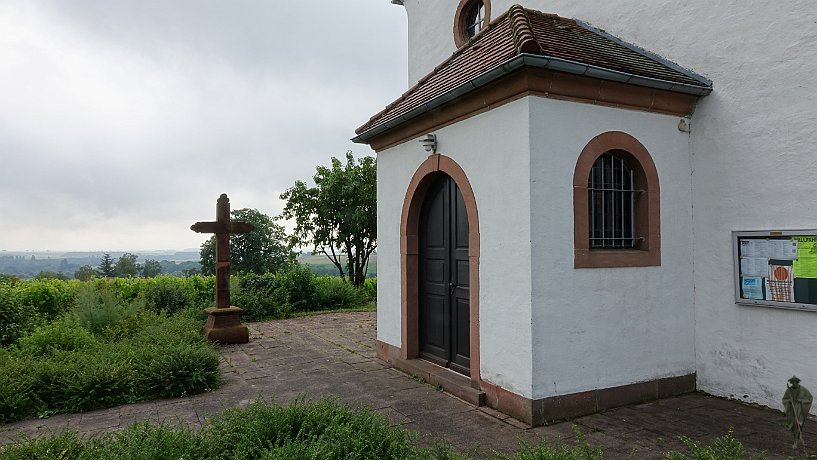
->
[588, 152, 639, 248]
[464, 1, 486, 38]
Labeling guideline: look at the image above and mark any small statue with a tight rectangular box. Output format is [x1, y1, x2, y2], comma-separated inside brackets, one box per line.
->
[783, 376, 813, 449]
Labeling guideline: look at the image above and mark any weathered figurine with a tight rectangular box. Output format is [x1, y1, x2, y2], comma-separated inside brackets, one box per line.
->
[783, 376, 813, 449]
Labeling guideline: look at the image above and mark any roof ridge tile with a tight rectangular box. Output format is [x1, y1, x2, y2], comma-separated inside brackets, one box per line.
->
[508, 4, 541, 54]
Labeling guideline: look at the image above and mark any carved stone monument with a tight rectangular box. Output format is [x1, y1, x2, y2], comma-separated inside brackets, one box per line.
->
[191, 193, 254, 344]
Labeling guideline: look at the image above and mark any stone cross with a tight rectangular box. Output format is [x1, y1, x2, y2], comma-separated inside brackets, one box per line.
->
[191, 193, 254, 344]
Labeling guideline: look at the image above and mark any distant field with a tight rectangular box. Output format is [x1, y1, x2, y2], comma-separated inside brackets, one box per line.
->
[298, 254, 377, 277]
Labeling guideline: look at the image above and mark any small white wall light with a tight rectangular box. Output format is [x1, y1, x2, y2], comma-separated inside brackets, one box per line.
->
[678, 119, 691, 133]
[420, 133, 437, 153]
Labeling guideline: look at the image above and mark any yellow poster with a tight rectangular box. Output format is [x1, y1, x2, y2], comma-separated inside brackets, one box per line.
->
[794, 236, 817, 279]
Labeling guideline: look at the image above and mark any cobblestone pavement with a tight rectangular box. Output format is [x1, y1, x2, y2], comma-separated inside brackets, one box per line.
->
[0, 311, 813, 458]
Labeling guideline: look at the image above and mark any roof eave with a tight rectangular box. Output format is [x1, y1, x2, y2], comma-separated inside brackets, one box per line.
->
[352, 53, 712, 145]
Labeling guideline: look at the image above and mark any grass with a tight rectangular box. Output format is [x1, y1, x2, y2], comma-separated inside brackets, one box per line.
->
[0, 399, 764, 460]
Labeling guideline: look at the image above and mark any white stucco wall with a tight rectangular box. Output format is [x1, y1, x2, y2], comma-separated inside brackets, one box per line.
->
[529, 98, 695, 400]
[394, 0, 817, 410]
[376, 99, 536, 398]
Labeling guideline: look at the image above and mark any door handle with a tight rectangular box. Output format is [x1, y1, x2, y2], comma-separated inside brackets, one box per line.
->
[449, 283, 456, 295]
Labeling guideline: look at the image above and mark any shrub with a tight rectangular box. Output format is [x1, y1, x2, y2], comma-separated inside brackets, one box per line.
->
[234, 272, 283, 321]
[499, 429, 603, 460]
[274, 264, 317, 311]
[186, 275, 216, 309]
[17, 279, 76, 320]
[0, 400, 445, 460]
[363, 277, 377, 302]
[16, 321, 99, 356]
[0, 312, 220, 423]
[665, 430, 766, 460]
[313, 276, 365, 311]
[0, 283, 40, 346]
[142, 276, 192, 314]
[0, 348, 40, 423]
[72, 284, 145, 335]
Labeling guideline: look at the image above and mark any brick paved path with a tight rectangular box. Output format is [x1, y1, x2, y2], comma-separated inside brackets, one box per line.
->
[0, 311, 813, 458]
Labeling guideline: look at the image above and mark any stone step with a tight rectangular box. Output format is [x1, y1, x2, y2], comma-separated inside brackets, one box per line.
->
[391, 357, 486, 407]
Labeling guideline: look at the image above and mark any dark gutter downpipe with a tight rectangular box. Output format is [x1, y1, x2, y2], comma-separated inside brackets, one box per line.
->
[352, 53, 712, 144]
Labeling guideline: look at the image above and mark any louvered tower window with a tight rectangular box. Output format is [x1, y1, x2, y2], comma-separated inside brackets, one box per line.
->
[588, 151, 640, 248]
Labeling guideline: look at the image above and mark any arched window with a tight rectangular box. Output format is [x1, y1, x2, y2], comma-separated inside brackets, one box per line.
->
[573, 132, 661, 268]
[454, 0, 491, 48]
[463, 1, 486, 39]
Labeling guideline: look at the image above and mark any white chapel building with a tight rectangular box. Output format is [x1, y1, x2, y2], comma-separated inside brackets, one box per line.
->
[353, 1, 817, 425]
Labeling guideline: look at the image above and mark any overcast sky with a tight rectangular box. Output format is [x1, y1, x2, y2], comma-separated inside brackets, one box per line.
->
[0, 0, 407, 252]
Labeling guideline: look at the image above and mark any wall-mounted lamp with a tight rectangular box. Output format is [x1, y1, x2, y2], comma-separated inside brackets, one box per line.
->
[420, 133, 437, 153]
[678, 119, 691, 133]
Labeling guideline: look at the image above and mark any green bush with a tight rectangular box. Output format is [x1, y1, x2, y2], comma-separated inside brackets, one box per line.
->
[0, 400, 446, 460]
[0, 312, 220, 424]
[275, 264, 317, 311]
[142, 276, 192, 314]
[313, 276, 365, 311]
[16, 321, 99, 356]
[0, 348, 39, 423]
[499, 429, 603, 460]
[665, 430, 766, 460]
[72, 284, 145, 335]
[17, 279, 77, 320]
[0, 283, 40, 346]
[186, 275, 216, 309]
[136, 341, 221, 398]
[363, 277, 377, 302]
[234, 272, 284, 321]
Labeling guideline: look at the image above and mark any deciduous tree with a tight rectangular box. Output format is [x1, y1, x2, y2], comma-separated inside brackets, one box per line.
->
[114, 253, 140, 278]
[280, 152, 376, 287]
[141, 259, 162, 278]
[74, 265, 96, 281]
[199, 208, 294, 276]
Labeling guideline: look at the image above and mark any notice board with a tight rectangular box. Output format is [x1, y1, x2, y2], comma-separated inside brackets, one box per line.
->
[733, 230, 817, 311]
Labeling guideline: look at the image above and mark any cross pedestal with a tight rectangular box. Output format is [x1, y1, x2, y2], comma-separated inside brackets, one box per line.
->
[191, 193, 255, 344]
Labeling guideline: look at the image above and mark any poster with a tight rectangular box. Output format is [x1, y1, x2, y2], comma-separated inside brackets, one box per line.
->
[794, 236, 817, 279]
[741, 277, 764, 300]
[766, 264, 795, 302]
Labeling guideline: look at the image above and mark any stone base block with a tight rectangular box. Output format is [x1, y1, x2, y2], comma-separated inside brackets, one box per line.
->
[203, 306, 249, 344]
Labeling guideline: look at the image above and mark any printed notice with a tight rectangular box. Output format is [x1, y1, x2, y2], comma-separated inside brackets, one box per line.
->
[740, 257, 768, 277]
[794, 236, 817, 278]
[771, 239, 798, 260]
[741, 277, 764, 300]
[740, 239, 756, 257]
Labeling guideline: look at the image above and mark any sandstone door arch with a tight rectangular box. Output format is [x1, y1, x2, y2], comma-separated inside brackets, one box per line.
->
[401, 154, 480, 383]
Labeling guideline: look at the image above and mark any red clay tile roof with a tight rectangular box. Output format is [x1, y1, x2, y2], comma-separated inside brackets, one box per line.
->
[354, 4, 711, 141]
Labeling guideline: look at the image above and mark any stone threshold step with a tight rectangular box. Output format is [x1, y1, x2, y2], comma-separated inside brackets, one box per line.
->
[391, 357, 486, 407]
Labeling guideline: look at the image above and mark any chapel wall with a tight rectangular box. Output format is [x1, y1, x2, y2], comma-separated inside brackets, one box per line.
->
[376, 99, 537, 398]
[528, 97, 696, 401]
[400, 0, 817, 412]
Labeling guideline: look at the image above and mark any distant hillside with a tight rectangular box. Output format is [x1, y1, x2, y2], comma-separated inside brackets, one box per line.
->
[0, 250, 200, 279]
[297, 254, 377, 278]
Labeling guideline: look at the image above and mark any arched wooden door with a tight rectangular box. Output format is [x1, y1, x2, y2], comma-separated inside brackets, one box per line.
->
[418, 174, 471, 376]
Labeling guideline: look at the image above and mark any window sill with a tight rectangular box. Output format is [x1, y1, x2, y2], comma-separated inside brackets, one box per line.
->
[574, 248, 660, 268]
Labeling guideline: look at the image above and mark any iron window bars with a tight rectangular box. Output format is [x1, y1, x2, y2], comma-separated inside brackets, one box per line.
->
[589, 152, 643, 248]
